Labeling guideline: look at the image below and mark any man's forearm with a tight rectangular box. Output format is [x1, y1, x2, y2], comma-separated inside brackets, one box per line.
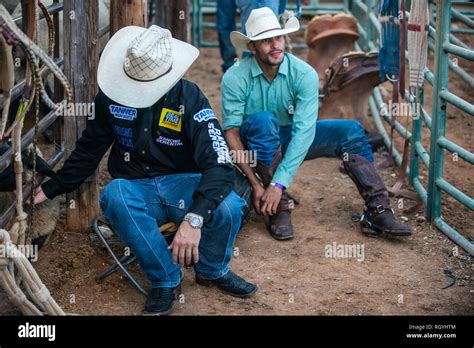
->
[224, 128, 261, 187]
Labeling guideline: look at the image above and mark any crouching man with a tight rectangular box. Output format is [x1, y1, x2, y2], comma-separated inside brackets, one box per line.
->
[222, 8, 411, 240]
[34, 25, 257, 315]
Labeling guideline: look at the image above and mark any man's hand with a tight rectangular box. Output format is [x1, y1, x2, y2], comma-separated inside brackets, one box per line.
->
[168, 220, 201, 266]
[252, 181, 265, 215]
[260, 185, 283, 216]
[33, 186, 48, 205]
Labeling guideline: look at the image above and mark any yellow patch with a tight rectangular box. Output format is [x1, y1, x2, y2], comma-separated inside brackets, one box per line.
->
[158, 108, 182, 132]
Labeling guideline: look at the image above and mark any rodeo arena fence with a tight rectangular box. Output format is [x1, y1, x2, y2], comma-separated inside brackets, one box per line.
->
[192, 0, 473, 255]
[0, 0, 110, 315]
[0, 0, 472, 316]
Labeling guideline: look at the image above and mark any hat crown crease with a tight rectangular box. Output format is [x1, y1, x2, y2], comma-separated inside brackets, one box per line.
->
[245, 7, 281, 38]
[124, 25, 173, 81]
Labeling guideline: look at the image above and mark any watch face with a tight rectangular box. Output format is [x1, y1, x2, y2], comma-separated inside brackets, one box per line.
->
[190, 216, 200, 227]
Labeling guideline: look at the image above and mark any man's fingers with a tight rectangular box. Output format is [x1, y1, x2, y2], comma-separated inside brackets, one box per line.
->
[185, 247, 192, 266]
[178, 246, 186, 266]
[272, 198, 279, 214]
[260, 199, 268, 216]
[254, 198, 262, 214]
[192, 246, 199, 264]
[264, 195, 280, 216]
[260, 193, 270, 215]
[267, 203, 274, 216]
[33, 187, 48, 205]
[172, 244, 179, 264]
[262, 200, 272, 216]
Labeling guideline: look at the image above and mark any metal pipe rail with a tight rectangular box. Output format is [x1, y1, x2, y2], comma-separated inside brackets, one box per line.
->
[0, 0, 111, 230]
[191, 0, 346, 47]
[364, 0, 474, 255]
[188, 0, 474, 254]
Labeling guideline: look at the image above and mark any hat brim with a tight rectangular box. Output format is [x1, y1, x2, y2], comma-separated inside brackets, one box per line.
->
[98, 26, 199, 108]
[308, 29, 359, 46]
[230, 16, 300, 52]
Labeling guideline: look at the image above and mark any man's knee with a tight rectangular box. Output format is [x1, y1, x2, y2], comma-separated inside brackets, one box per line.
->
[211, 191, 246, 228]
[246, 112, 279, 130]
[346, 120, 365, 135]
[339, 120, 374, 162]
[99, 178, 134, 213]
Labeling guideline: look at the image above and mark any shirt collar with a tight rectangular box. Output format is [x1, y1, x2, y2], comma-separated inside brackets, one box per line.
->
[250, 53, 289, 78]
[278, 54, 289, 76]
[250, 56, 264, 77]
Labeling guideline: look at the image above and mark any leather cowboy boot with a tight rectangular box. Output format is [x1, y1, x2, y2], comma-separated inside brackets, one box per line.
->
[343, 154, 412, 236]
[255, 147, 294, 240]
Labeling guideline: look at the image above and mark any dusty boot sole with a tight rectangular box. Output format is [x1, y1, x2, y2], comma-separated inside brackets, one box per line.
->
[361, 225, 412, 237]
[270, 231, 294, 241]
[142, 288, 182, 316]
[265, 219, 294, 241]
[143, 304, 175, 316]
[195, 277, 258, 299]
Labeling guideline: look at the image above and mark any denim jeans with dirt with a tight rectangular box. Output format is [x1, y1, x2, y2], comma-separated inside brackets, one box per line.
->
[99, 173, 246, 289]
[240, 112, 374, 168]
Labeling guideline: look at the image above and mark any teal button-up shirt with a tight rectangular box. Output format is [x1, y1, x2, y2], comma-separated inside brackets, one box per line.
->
[221, 53, 319, 188]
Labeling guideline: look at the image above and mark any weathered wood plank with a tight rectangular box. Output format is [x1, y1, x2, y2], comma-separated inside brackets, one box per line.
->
[63, 0, 99, 232]
[154, 0, 190, 42]
[110, 0, 148, 35]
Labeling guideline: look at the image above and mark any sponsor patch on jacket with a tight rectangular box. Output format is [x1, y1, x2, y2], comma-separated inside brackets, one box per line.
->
[193, 108, 217, 123]
[113, 125, 133, 148]
[159, 108, 182, 132]
[155, 135, 184, 147]
[208, 123, 231, 164]
[109, 105, 137, 121]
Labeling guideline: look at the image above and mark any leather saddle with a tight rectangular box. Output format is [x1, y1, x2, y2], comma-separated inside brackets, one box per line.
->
[323, 51, 380, 96]
[319, 51, 381, 133]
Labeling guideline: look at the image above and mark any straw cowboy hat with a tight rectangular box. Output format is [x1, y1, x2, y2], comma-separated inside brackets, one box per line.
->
[98, 25, 199, 108]
[230, 7, 300, 52]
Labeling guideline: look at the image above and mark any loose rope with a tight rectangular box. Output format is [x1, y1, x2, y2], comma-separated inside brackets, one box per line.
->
[0, 229, 65, 315]
[0, 2, 72, 316]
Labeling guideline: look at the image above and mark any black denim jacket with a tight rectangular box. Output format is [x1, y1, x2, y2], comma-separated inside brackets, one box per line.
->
[42, 79, 235, 222]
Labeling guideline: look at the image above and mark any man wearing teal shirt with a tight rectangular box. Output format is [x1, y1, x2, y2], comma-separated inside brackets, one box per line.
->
[222, 7, 411, 240]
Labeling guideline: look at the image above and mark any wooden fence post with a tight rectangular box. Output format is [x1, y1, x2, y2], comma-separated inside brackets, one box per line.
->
[154, 0, 190, 42]
[63, 0, 99, 232]
[110, 0, 148, 36]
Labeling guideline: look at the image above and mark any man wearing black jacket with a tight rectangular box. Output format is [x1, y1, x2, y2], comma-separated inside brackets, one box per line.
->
[34, 25, 257, 315]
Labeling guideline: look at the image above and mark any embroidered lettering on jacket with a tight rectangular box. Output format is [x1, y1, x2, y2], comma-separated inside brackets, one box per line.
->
[155, 136, 184, 147]
[208, 123, 231, 164]
[109, 105, 137, 121]
[193, 108, 217, 122]
[113, 125, 133, 148]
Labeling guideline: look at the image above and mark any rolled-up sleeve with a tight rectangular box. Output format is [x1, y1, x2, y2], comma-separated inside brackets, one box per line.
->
[221, 71, 246, 131]
[272, 70, 319, 188]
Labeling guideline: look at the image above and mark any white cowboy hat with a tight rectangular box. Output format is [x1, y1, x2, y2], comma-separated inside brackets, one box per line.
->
[230, 7, 300, 52]
[98, 25, 199, 108]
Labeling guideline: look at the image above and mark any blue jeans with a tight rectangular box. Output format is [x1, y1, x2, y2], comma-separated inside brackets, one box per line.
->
[278, 0, 287, 15]
[236, 0, 279, 34]
[240, 112, 374, 166]
[217, 0, 238, 72]
[99, 173, 246, 288]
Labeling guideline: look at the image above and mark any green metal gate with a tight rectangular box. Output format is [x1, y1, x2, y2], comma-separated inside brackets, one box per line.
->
[352, 0, 474, 255]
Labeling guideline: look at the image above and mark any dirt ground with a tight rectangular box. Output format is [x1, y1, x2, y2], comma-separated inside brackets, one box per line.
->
[0, 15, 472, 316]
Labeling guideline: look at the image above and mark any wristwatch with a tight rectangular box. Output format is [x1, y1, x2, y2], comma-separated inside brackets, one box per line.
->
[184, 213, 204, 229]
